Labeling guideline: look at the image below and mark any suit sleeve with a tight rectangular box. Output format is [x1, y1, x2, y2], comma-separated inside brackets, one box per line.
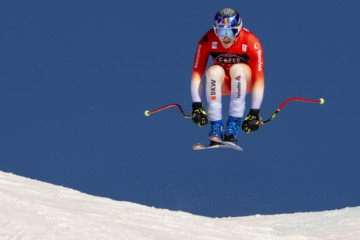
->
[191, 35, 210, 103]
[248, 34, 265, 110]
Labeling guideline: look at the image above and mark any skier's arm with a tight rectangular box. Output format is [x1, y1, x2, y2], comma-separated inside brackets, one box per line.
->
[191, 70, 208, 126]
[248, 35, 265, 110]
[190, 35, 210, 126]
[191, 36, 210, 103]
[242, 34, 265, 133]
[191, 72, 202, 102]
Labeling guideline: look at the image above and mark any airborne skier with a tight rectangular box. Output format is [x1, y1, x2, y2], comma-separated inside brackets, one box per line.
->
[144, 8, 324, 151]
[190, 8, 265, 146]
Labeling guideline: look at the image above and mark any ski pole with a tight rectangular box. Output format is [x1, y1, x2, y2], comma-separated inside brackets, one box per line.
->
[144, 103, 192, 119]
[259, 97, 325, 125]
[144, 97, 325, 124]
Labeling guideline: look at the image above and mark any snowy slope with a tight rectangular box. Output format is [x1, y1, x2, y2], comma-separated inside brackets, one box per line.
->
[1, 171, 359, 240]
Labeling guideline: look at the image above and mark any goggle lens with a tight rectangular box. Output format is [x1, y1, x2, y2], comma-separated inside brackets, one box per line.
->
[214, 27, 240, 38]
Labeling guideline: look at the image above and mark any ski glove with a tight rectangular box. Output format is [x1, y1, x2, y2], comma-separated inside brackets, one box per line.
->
[242, 109, 261, 133]
[191, 102, 208, 127]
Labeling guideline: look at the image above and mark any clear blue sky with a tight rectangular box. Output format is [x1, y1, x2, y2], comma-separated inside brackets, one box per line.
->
[1, 0, 359, 217]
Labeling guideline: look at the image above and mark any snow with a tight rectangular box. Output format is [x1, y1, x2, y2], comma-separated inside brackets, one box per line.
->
[1, 171, 359, 240]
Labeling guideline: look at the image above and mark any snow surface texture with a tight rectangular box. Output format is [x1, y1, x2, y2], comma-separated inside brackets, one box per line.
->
[1, 171, 359, 240]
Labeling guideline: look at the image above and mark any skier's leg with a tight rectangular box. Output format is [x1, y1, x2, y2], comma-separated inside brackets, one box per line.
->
[225, 63, 252, 142]
[206, 65, 225, 121]
[229, 63, 251, 118]
[206, 65, 225, 139]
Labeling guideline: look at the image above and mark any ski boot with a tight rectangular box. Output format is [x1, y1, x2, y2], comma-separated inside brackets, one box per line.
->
[224, 116, 242, 144]
[208, 120, 224, 146]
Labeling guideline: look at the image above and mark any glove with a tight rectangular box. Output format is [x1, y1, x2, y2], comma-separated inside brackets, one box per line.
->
[242, 109, 261, 133]
[191, 102, 208, 127]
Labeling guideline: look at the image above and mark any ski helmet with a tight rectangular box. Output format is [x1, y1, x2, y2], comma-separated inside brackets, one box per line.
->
[213, 8, 243, 38]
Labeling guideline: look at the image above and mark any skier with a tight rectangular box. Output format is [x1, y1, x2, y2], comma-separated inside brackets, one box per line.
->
[191, 8, 265, 145]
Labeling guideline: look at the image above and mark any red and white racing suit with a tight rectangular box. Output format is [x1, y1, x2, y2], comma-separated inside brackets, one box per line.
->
[191, 28, 265, 121]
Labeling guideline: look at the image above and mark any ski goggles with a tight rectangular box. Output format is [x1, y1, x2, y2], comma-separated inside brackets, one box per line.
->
[214, 27, 241, 38]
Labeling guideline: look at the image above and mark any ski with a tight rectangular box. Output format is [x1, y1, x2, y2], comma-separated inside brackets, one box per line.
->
[193, 136, 244, 151]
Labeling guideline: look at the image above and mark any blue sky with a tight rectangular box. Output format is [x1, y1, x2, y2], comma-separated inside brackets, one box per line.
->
[1, 0, 359, 217]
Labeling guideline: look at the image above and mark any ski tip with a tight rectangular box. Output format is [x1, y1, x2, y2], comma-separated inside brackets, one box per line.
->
[319, 98, 325, 104]
[144, 110, 150, 117]
[193, 143, 205, 150]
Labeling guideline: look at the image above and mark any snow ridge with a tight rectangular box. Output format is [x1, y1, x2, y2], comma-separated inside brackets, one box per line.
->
[1, 171, 359, 240]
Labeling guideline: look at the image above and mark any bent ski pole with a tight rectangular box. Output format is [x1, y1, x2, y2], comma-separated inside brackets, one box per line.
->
[144, 103, 192, 119]
[259, 97, 325, 125]
[144, 97, 325, 124]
